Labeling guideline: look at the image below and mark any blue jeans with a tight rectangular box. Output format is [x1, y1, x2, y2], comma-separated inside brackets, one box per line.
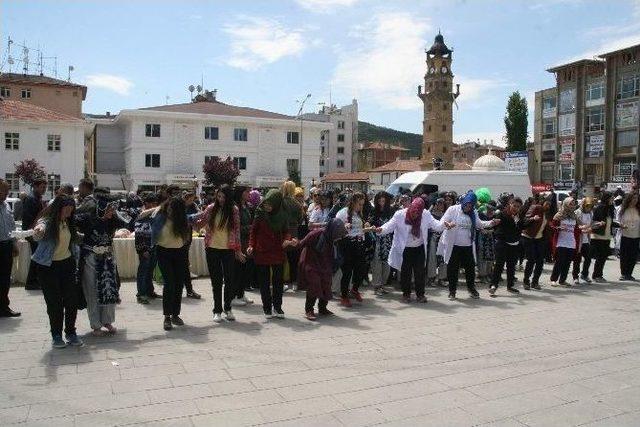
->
[136, 251, 157, 297]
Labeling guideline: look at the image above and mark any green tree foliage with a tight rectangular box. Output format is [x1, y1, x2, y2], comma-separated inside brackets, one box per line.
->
[504, 91, 528, 152]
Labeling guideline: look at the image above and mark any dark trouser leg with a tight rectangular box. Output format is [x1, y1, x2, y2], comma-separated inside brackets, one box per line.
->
[286, 249, 299, 283]
[59, 258, 78, 335]
[531, 239, 545, 284]
[572, 247, 582, 280]
[26, 239, 39, 288]
[461, 246, 477, 293]
[491, 241, 507, 288]
[183, 243, 193, 293]
[404, 246, 426, 297]
[556, 247, 574, 283]
[220, 250, 235, 312]
[136, 253, 150, 297]
[340, 240, 355, 298]
[580, 243, 592, 278]
[233, 258, 245, 299]
[447, 246, 462, 295]
[157, 247, 183, 316]
[206, 248, 224, 314]
[591, 239, 609, 278]
[621, 237, 640, 277]
[318, 299, 328, 311]
[271, 264, 284, 311]
[147, 250, 157, 296]
[504, 244, 518, 289]
[38, 263, 64, 336]
[305, 294, 316, 312]
[400, 247, 413, 297]
[257, 265, 272, 313]
[0, 240, 12, 310]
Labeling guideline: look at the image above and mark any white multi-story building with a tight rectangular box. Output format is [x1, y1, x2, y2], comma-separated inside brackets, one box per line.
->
[1, 98, 88, 196]
[90, 91, 330, 192]
[303, 100, 358, 176]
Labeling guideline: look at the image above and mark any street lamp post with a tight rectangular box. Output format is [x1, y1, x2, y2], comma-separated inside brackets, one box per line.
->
[296, 94, 311, 184]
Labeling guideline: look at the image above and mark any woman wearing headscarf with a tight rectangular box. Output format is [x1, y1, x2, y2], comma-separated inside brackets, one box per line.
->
[572, 197, 594, 285]
[231, 185, 255, 305]
[248, 189, 297, 318]
[369, 191, 394, 295]
[550, 197, 586, 287]
[296, 218, 348, 320]
[376, 197, 449, 303]
[590, 192, 615, 282]
[438, 191, 498, 300]
[475, 203, 496, 284]
[618, 192, 640, 281]
[427, 197, 447, 286]
[281, 181, 303, 291]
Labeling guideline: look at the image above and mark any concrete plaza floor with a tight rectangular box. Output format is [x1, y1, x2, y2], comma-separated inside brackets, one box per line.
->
[1, 260, 640, 426]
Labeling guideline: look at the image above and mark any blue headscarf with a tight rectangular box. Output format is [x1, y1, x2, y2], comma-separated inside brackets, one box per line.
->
[461, 191, 477, 240]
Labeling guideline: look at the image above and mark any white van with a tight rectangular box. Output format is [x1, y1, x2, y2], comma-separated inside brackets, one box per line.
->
[386, 170, 532, 199]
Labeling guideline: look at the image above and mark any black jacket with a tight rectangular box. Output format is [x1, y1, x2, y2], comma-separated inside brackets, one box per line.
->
[21, 194, 44, 230]
[492, 210, 531, 244]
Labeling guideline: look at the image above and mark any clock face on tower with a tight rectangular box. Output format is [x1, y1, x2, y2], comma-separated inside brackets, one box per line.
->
[440, 65, 448, 74]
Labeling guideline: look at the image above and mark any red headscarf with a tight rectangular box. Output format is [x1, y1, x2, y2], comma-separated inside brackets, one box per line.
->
[405, 197, 424, 237]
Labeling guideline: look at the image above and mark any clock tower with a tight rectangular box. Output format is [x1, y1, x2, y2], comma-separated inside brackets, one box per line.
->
[418, 31, 460, 169]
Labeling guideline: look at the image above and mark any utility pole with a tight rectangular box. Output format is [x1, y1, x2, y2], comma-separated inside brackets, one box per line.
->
[296, 94, 311, 183]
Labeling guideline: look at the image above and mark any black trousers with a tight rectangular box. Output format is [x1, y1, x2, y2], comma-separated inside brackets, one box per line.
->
[183, 242, 194, 293]
[305, 295, 328, 312]
[156, 246, 186, 316]
[257, 264, 283, 313]
[447, 245, 476, 295]
[0, 240, 12, 310]
[620, 237, 640, 277]
[233, 256, 253, 298]
[37, 257, 78, 337]
[205, 248, 235, 313]
[590, 239, 610, 279]
[572, 242, 592, 279]
[550, 247, 574, 283]
[339, 239, 366, 298]
[400, 246, 426, 297]
[523, 237, 545, 285]
[26, 239, 39, 288]
[286, 249, 300, 283]
[491, 240, 518, 289]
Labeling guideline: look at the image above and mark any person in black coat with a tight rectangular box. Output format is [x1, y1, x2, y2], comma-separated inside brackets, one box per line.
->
[22, 178, 47, 290]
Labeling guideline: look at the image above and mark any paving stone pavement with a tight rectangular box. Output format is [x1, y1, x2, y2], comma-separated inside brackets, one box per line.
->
[2, 261, 640, 426]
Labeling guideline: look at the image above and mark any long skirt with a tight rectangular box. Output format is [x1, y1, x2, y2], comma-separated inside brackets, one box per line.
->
[82, 253, 116, 330]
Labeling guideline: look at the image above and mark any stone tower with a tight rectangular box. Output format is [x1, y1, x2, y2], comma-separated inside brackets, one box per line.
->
[418, 32, 460, 169]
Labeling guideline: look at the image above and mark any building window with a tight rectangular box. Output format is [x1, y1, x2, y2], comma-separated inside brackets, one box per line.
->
[559, 88, 576, 113]
[541, 164, 555, 182]
[337, 146, 345, 155]
[558, 113, 576, 136]
[558, 163, 574, 181]
[585, 81, 605, 102]
[614, 160, 635, 178]
[337, 160, 345, 168]
[585, 106, 604, 132]
[47, 134, 61, 151]
[542, 97, 556, 111]
[616, 101, 639, 128]
[204, 155, 219, 164]
[337, 134, 345, 142]
[234, 128, 248, 141]
[337, 121, 345, 129]
[543, 118, 556, 139]
[617, 73, 640, 100]
[287, 131, 299, 144]
[145, 124, 161, 137]
[617, 130, 638, 148]
[204, 126, 219, 140]
[5, 173, 19, 191]
[21, 88, 31, 99]
[4, 132, 19, 150]
[0, 87, 9, 97]
[47, 174, 61, 193]
[286, 158, 299, 174]
[145, 154, 161, 168]
[233, 157, 247, 170]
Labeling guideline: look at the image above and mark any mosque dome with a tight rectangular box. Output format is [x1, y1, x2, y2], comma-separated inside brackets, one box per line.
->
[472, 153, 506, 171]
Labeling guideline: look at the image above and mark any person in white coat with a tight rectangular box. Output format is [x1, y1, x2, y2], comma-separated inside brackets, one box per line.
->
[376, 197, 452, 303]
[438, 192, 498, 300]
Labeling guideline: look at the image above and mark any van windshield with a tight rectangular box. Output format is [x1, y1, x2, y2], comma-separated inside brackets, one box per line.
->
[386, 183, 413, 196]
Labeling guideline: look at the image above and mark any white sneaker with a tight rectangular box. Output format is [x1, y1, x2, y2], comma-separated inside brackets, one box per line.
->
[573, 278, 580, 286]
[213, 313, 223, 323]
[264, 312, 273, 319]
[274, 309, 285, 319]
[225, 310, 235, 321]
[231, 298, 247, 307]
[550, 281, 559, 287]
[240, 295, 254, 304]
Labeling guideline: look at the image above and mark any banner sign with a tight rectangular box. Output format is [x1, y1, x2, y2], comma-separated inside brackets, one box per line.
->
[616, 101, 639, 128]
[504, 151, 528, 172]
[606, 182, 632, 192]
[585, 134, 604, 158]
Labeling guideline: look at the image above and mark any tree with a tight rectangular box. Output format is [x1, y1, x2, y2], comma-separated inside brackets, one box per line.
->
[202, 156, 240, 187]
[14, 159, 46, 187]
[288, 169, 301, 186]
[504, 91, 528, 152]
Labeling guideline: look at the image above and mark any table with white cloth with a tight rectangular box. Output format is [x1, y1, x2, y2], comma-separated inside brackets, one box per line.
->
[10, 237, 209, 283]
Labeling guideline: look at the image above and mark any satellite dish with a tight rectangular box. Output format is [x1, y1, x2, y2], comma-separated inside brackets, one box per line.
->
[188, 85, 195, 93]
[196, 85, 202, 93]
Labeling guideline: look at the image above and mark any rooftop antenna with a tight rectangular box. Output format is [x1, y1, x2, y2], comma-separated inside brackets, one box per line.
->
[67, 65, 74, 82]
[188, 85, 195, 101]
[6, 37, 14, 72]
[22, 44, 29, 75]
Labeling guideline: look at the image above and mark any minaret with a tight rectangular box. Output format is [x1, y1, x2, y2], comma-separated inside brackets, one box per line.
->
[417, 31, 460, 169]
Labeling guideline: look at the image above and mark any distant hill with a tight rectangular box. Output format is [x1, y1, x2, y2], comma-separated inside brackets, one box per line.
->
[358, 121, 422, 158]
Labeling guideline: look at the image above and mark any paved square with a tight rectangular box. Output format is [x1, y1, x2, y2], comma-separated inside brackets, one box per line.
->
[2, 261, 640, 426]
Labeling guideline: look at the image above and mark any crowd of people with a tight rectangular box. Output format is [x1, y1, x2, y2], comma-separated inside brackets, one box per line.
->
[0, 175, 636, 349]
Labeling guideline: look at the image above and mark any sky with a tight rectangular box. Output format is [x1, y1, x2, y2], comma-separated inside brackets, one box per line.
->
[1, 0, 639, 146]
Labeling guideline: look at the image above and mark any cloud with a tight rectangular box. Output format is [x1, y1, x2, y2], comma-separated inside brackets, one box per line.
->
[332, 11, 431, 110]
[223, 16, 307, 70]
[85, 74, 133, 95]
[455, 77, 512, 105]
[295, 0, 359, 13]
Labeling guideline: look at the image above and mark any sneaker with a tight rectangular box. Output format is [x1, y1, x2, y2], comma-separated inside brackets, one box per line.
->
[416, 295, 427, 303]
[104, 324, 117, 334]
[213, 313, 223, 323]
[401, 295, 412, 303]
[593, 277, 606, 283]
[318, 308, 333, 316]
[507, 287, 520, 294]
[374, 286, 385, 296]
[52, 335, 67, 349]
[137, 296, 150, 305]
[629, 276, 638, 281]
[240, 295, 254, 304]
[469, 291, 480, 299]
[340, 297, 353, 308]
[531, 283, 542, 290]
[264, 311, 273, 319]
[149, 292, 162, 299]
[171, 315, 184, 326]
[65, 334, 84, 347]
[163, 317, 172, 330]
[225, 310, 236, 321]
[489, 285, 497, 296]
[581, 276, 592, 284]
[619, 276, 628, 281]
[523, 280, 531, 290]
[350, 290, 363, 302]
[448, 293, 456, 300]
[305, 311, 317, 321]
[186, 290, 201, 299]
[274, 309, 285, 319]
[231, 298, 248, 307]
[573, 278, 581, 286]
[550, 281, 560, 287]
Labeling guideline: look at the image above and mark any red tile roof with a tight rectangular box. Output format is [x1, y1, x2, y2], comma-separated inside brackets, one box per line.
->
[322, 172, 370, 182]
[360, 142, 410, 151]
[140, 100, 294, 120]
[0, 98, 83, 122]
[369, 159, 424, 173]
[0, 73, 87, 99]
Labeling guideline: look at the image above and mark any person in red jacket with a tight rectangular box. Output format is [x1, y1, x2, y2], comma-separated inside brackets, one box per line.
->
[247, 189, 297, 319]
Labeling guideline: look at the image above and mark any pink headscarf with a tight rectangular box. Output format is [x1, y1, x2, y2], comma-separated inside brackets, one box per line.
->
[405, 197, 424, 237]
[248, 189, 261, 208]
